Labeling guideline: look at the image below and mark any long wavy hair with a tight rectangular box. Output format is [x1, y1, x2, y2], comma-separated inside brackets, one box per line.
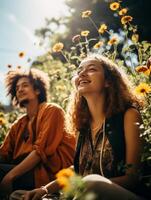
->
[66, 54, 142, 135]
[5, 68, 50, 106]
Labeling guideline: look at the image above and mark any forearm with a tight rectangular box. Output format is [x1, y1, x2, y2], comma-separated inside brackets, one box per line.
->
[110, 174, 138, 189]
[6, 150, 40, 180]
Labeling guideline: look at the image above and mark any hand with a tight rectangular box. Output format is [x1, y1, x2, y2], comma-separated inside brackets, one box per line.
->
[24, 188, 46, 200]
[0, 174, 13, 195]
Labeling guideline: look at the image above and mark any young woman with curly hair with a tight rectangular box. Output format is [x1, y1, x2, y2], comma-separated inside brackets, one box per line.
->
[11, 55, 148, 200]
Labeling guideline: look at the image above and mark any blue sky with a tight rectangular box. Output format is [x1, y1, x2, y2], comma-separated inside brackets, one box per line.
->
[0, 0, 68, 105]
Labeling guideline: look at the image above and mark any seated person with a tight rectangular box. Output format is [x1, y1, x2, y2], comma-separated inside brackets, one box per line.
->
[0, 68, 75, 197]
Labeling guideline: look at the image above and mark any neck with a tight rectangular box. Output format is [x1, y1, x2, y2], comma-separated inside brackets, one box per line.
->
[25, 100, 40, 120]
[84, 93, 105, 124]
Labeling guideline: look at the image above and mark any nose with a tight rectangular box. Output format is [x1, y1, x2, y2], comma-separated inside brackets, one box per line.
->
[78, 68, 87, 77]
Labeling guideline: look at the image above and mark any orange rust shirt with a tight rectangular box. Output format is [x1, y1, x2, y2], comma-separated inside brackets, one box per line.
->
[0, 103, 75, 187]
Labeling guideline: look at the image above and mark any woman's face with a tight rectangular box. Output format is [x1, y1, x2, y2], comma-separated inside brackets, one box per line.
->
[74, 58, 108, 96]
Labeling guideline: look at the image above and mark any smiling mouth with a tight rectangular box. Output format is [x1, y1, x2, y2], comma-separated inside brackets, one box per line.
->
[79, 80, 91, 85]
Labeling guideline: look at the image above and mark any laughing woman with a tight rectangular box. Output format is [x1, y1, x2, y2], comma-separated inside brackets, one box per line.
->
[11, 55, 148, 200]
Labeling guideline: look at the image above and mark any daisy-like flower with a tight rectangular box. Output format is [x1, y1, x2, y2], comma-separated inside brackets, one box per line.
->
[17, 66, 22, 69]
[110, 2, 120, 11]
[7, 64, 12, 68]
[72, 34, 81, 43]
[82, 10, 92, 18]
[98, 24, 107, 34]
[108, 36, 119, 45]
[57, 176, 70, 191]
[131, 34, 139, 43]
[93, 41, 104, 49]
[52, 42, 64, 52]
[121, 15, 133, 24]
[18, 52, 25, 58]
[135, 83, 151, 96]
[0, 117, 6, 126]
[135, 66, 150, 76]
[81, 30, 90, 37]
[119, 8, 128, 16]
[56, 168, 75, 179]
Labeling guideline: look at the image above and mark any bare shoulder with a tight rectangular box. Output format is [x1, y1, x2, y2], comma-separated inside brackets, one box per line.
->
[124, 107, 142, 122]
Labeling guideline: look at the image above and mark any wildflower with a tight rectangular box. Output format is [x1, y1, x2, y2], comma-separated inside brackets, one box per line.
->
[108, 36, 119, 45]
[119, 8, 128, 16]
[52, 42, 64, 52]
[18, 52, 25, 58]
[98, 24, 107, 34]
[110, 2, 120, 11]
[135, 66, 150, 76]
[17, 66, 22, 69]
[7, 64, 12, 68]
[56, 168, 75, 179]
[93, 41, 104, 49]
[72, 34, 81, 43]
[57, 176, 70, 191]
[135, 83, 151, 96]
[131, 34, 139, 43]
[121, 15, 133, 24]
[81, 30, 90, 37]
[0, 117, 6, 126]
[82, 10, 92, 18]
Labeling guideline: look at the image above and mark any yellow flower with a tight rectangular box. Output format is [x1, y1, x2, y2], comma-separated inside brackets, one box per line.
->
[131, 34, 139, 43]
[98, 24, 107, 34]
[110, 2, 120, 11]
[135, 66, 150, 75]
[0, 117, 6, 126]
[119, 8, 128, 16]
[17, 66, 22, 69]
[82, 10, 92, 18]
[57, 176, 70, 191]
[121, 15, 133, 24]
[135, 83, 151, 96]
[81, 30, 90, 37]
[108, 36, 119, 45]
[18, 52, 25, 58]
[52, 42, 64, 52]
[7, 64, 12, 68]
[56, 168, 75, 179]
[93, 41, 104, 49]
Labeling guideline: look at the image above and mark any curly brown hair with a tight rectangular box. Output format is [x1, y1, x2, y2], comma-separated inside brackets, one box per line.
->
[66, 54, 141, 134]
[5, 68, 50, 106]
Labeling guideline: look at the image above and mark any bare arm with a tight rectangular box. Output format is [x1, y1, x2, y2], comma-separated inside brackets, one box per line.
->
[2, 150, 40, 181]
[110, 108, 143, 189]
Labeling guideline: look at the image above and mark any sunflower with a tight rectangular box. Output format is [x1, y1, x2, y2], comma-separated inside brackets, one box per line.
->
[52, 42, 64, 52]
[57, 176, 70, 191]
[82, 10, 92, 18]
[56, 168, 75, 179]
[135, 83, 151, 96]
[121, 15, 133, 24]
[131, 34, 139, 43]
[81, 30, 90, 37]
[119, 8, 128, 16]
[110, 2, 120, 11]
[18, 52, 25, 58]
[98, 24, 107, 34]
[135, 66, 150, 75]
[108, 36, 119, 45]
[0, 117, 6, 126]
[93, 41, 104, 49]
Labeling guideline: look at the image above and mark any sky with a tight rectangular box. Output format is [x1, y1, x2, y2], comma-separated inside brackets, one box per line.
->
[0, 0, 68, 105]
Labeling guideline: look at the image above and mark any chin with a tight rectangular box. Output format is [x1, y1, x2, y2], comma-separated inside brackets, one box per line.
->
[19, 99, 29, 107]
